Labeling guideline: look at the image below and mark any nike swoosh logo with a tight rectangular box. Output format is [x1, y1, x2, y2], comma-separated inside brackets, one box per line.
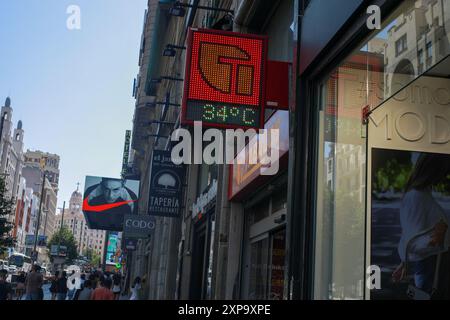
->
[83, 197, 137, 212]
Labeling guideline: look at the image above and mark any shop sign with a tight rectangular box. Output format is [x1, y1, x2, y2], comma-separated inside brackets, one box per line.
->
[148, 150, 185, 218]
[123, 214, 155, 239]
[229, 111, 289, 200]
[369, 76, 450, 154]
[182, 28, 268, 129]
[121, 130, 131, 177]
[123, 238, 138, 251]
[192, 179, 218, 219]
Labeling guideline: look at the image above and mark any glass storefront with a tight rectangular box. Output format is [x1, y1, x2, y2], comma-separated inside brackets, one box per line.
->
[242, 187, 287, 300]
[313, 0, 450, 300]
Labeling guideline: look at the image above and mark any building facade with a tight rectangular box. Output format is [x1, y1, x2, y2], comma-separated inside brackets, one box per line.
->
[0, 97, 25, 204]
[126, 0, 450, 300]
[24, 150, 60, 194]
[55, 188, 106, 263]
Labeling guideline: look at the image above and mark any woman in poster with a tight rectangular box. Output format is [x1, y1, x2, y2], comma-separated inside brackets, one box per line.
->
[392, 153, 450, 298]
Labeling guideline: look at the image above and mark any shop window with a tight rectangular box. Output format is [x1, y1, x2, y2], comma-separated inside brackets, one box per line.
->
[248, 237, 269, 299]
[311, 0, 450, 300]
[426, 42, 433, 64]
[249, 198, 271, 224]
[271, 187, 287, 214]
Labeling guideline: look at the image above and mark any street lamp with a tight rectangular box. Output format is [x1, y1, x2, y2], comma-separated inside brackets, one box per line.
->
[32, 158, 47, 265]
[169, 1, 234, 17]
[163, 44, 186, 57]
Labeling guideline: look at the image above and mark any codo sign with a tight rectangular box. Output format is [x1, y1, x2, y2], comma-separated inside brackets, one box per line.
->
[123, 214, 156, 239]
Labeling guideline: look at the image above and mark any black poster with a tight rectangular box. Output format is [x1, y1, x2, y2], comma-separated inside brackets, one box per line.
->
[148, 150, 185, 218]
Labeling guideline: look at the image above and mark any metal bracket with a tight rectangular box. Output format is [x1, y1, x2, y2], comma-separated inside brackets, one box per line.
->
[362, 105, 371, 125]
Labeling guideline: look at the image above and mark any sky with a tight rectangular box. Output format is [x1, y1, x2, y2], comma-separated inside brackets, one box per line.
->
[0, 0, 148, 208]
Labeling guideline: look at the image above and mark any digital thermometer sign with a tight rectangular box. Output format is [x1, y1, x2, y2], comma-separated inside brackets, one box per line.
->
[182, 28, 268, 129]
[185, 101, 260, 128]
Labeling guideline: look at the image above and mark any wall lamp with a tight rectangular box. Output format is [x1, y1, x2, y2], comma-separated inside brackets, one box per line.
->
[141, 134, 170, 139]
[169, 1, 234, 17]
[145, 101, 180, 107]
[144, 120, 176, 126]
[161, 76, 184, 82]
[151, 76, 184, 84]
[163, 44, 186, 57]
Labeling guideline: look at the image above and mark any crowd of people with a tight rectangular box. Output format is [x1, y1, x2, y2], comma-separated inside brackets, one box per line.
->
[0, 265, 144, 301]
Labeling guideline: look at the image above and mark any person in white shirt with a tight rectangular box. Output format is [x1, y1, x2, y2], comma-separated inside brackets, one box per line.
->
[392, 153, 450, 294]
[129, 276, 142, 300]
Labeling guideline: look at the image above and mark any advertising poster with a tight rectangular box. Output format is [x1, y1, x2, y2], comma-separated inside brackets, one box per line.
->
[148, 150, 185, 218]
[82, 176, 140, 231]
[106, 232, 119, 265]
[371, 149, 450, 299]
[25, 235, 47, 247]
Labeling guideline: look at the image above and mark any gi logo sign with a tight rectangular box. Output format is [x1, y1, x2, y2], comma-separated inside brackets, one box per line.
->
[148, 150, 185, 218]
[182, 28, 268, 129]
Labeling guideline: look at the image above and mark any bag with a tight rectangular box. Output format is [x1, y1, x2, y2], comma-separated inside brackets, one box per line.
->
[404, 217, 447, 300]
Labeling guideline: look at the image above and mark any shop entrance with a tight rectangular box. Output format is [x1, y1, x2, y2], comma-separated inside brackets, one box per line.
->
[190, 220, 207, 299]
[241, 188, 287, 300]
[366, 56, 450, 300]
[189, 212, 215, 300]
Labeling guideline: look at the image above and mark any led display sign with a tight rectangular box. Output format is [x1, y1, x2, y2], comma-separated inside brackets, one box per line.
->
[182, 28, 268, 129]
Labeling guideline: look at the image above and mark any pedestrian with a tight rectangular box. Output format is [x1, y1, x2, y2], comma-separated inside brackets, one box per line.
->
[56, 271, 68, 300]
[91, 277, 114, 300]
[112, 272, 121, 300]
[73, 274, 86, 300]
[88, 273, 97, 290]
[15, 271, 26, 300]
[77, 280, 93, 300]
[24, 264, 43, 300]
[67, 270, 77, 300]
[49, 271, 59, 300]
[0, 269, 12, 301]
[129, 276, 142, 300]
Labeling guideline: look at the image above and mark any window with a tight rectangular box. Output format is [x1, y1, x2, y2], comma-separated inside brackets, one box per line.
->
[418, 49, 424, 66]
[426, 42, 433, 61]
[395, 34, 407, 56]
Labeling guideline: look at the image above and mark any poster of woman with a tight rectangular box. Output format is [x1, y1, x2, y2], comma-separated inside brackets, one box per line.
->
[371, 149, 450, 299]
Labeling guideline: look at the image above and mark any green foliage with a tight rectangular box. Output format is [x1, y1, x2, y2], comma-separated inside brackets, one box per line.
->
[373, 158, 412, 193]
[47, 226, 78, 263]
[0, 176, 15, 254]
[83, 247, 100, 267]
[435, 174, 450, 195]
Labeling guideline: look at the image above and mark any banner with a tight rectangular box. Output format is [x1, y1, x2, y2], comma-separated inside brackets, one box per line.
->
[148, 150, 185, 218]
[82, 176, 140, 231]
[25, 235, 47, 247]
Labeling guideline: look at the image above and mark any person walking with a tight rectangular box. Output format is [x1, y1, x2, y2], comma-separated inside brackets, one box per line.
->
[91, 278, 114, 300]
[56, 271, 68, 300]
[49, 271, 59, 300]
[15, 271, 26, 300]
[77, 280, 93, 300]
[24, 265, 43, 300]
[0, 269, 12, 301]
[73, 274, 86, 300]
[129, 276, 142, 300]
[67, 270, 77, 300]
[112, 272, 121, 300]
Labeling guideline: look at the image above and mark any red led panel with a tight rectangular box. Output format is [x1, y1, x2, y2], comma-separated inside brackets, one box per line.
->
[182, 28, 268, 129]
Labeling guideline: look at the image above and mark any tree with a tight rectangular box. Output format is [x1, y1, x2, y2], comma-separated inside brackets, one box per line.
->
[83, 247, 100, 268]
[47, 226, 78, 263]
[0, 176, 15, 255]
